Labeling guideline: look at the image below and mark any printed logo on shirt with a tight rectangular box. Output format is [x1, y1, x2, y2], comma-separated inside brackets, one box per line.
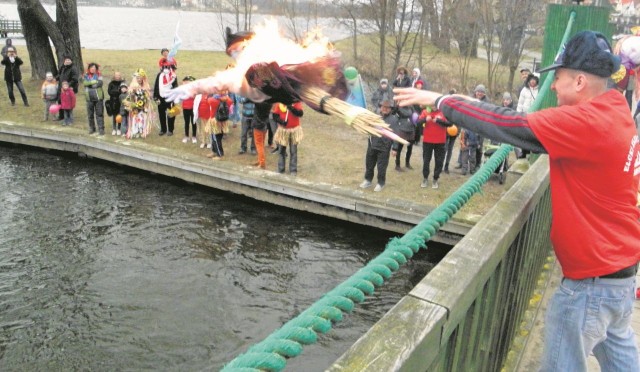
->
[624, 135, 639, 175]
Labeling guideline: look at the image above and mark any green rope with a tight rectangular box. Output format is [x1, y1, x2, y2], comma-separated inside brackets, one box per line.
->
[221, 145, 513, 371]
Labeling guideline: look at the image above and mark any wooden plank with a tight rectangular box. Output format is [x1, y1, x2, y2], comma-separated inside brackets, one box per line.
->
[329, 296, 447, 372]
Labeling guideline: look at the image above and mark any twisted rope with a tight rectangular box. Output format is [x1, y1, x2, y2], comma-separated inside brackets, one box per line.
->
[222, 144, 514, 371]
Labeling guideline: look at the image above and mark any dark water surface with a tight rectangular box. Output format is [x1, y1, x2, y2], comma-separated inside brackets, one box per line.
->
[0, 145, 434, 371]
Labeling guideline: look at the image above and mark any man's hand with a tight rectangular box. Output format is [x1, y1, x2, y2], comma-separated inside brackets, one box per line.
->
[393, 87, 443, 108]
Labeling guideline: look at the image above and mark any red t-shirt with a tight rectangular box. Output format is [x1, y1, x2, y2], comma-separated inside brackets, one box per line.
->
[419, 109, 447, 144]
[528, 89, 640, 279]
[273, 102, 303, 129]
[197, 95, 212, 119]
[182, 97, 194, 110]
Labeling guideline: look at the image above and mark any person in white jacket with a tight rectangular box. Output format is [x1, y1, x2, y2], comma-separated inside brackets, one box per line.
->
[517, 74, 539, 113]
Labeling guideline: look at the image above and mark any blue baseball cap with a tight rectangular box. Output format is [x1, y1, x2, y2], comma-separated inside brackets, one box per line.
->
[538, 31, 620, 78]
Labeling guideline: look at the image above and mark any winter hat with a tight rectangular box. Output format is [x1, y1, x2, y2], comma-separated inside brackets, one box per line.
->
[502, 92, 512, 100]
[415, 80, 425, 88]
[119, 82, 128, 88]
[474, 84, 487, 94]
[380, 78, 388, 85]
[45, 72, 53, 78]
[538, 31, 620, 78]
[413, 68, 420, 75]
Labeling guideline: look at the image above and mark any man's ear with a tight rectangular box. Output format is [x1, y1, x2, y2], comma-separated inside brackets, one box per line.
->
[574, 73, 588, 93]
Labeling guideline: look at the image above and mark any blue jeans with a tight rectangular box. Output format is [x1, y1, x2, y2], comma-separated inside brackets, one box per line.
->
[542, 276, 639, 371]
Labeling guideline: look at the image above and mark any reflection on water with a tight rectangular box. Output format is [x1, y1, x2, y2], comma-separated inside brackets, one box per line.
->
[0, 145, 433, 370]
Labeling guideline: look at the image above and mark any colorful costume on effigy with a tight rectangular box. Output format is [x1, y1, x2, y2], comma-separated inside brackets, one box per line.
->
[125, 68, 153, 138]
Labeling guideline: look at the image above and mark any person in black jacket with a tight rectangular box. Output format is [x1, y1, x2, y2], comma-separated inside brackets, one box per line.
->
[107, 71, 125, 135]
[56, 55, 79, 120]
[1, 46, 29, 106]
[360, 100, 398, 192]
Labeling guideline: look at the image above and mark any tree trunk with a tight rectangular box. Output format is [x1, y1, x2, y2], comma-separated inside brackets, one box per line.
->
[17, 2, 56, 79]
[56, 0, 83, 71]
[16, 0, 83, 79]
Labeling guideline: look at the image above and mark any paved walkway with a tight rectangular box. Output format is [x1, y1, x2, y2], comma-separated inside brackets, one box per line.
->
[517, 261, 640, 371]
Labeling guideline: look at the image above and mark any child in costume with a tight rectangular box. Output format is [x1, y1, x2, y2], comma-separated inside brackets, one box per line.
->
[59, 81, 76, 126]
[41, 72, 58, 121]
[125, 68, 153, 138]
[153, 58, 178, 136]
[193, 93, 213, 149]
[118, 82, 129, 136]
[207, 91, 233, 159]
[181, 75, 196, 143]
[272, 101, 303, 175]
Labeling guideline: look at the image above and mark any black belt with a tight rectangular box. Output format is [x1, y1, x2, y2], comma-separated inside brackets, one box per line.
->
[599, 263, 638, 279]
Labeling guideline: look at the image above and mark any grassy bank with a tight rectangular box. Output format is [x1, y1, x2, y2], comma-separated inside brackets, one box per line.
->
[1, 45, 515, 220]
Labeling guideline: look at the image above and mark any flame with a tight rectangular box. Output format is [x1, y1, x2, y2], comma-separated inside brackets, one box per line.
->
[214, 20, 335, 94]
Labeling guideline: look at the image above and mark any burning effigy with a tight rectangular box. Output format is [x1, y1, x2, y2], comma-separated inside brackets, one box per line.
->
[162, 20, 406, 144]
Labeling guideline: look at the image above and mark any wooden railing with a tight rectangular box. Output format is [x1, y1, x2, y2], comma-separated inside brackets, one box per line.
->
[329, 156, 552, 371]
[0, 19, 22, 37]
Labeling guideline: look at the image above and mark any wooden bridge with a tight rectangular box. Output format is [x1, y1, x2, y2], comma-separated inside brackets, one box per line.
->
[0, 18, 22, 38]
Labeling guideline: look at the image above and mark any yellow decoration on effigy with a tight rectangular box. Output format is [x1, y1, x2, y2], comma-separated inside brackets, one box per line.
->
[322, 68, 336, 85]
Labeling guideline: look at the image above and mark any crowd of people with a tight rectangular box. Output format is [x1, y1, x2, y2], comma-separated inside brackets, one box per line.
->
[362, 65, 541, 193]
[1, 42, 538, 186]
[3, 43, 305, 175]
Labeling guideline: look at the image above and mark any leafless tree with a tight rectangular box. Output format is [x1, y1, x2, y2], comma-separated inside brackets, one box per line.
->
[16, 0, 83, 79]
[332, 0, 361, 60]
[221, 0, 254, 31]
[446, 0, 480, 90]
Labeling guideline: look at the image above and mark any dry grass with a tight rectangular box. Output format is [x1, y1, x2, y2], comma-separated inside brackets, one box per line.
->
[1, 46, 515, 220]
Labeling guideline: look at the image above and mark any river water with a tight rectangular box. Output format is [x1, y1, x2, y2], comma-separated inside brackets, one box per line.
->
[0, 145, 434, 370]
[0, 2, 351, 51]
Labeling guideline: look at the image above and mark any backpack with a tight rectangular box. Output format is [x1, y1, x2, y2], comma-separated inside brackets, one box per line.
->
[215, 99, 229, 121]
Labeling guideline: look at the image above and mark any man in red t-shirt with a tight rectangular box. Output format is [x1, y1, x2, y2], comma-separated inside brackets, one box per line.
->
[394, 31, 640, 371]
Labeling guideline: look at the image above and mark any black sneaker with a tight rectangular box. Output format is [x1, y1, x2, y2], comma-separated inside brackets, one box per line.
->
[238, 150, 246, 154]
[24, 103, 30, 107]
[405, 164, 413, 170]
[159, 132, 166, 136]
[270, 147, 279, 154]
[395, 165, 403, 172]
